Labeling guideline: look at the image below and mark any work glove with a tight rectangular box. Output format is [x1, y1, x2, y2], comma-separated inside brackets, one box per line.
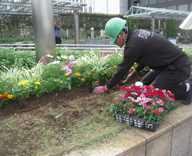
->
[93, 86, 106, 93]
[122, 71, 137, 83]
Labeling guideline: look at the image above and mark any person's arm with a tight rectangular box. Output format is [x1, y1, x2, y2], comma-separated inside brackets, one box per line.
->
[93, 46, 140, 93]
[122, 64, 145, 83]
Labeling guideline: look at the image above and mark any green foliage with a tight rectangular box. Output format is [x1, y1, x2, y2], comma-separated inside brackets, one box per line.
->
[0, 48, 36, 72]
[126, 17, 135, 30]
[165, 18, 178, 38]
[0, 38, 34, 44]
[0, 47, 155, 107]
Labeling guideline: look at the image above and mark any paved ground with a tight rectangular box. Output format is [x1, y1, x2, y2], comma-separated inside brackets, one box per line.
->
[179, 43, 192, 49]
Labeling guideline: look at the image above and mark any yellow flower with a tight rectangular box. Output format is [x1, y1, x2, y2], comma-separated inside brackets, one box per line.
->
[34, 79, 36, 81]
[35, 86, 38, 89]
[81, 78, 85, 82]
[113, 66, 117, 69]
[87, 72, 92, 75]
[7, 94, 13, 99]
[24, 88, 26, 90]
[105, 71, 107, 74]
[54, 79, 57, 82]
[131, 67, 134, 69]
[65, 73, 69, 76]
[134, 62, 137, 65]
[75, 73, 81, 77]
[60, 81, 63, 84]
[19, 82, 24, 85]
[24, 80, 29, 84]
[35, 82, 41, 85]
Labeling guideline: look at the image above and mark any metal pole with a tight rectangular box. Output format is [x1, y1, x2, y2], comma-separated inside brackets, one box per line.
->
[158, 20, 161, 30]
[151, 17, 155, 32]
[31, 0, 56, 63]
[106, 0, 108, 14]
[73, 11, 79, 44]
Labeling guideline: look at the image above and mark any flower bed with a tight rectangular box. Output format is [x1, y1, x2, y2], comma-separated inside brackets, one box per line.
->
[111, 83, 175, 132]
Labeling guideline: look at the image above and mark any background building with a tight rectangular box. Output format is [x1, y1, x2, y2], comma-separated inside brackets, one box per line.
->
[83, 0, 192, 14]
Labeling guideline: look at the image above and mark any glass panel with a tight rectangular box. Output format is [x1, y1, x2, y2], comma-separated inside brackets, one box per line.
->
[178, 4, 188, 11]
[190, 3, 192, 11]
[158, 0, 166, 3]
[140, 0, 148, 5]
[168, 0, 174, 1]
[149, 0, 157, 4]
[167, 6, 176, 10]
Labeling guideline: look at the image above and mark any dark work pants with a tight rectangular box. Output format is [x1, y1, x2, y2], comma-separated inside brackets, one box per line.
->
[55, 37, 62, 44]
[142, 53, 191, 100]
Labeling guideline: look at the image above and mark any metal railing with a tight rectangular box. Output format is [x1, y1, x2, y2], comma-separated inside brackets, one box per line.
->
[0, 43, 122, 55]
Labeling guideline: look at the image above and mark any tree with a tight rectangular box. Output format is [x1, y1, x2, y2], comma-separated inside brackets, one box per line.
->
[127, 17, 135, 30]
[165, 18, 178, 38]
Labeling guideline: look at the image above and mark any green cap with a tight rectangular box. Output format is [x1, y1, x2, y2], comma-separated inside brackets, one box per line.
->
[105, 17, 127, 44]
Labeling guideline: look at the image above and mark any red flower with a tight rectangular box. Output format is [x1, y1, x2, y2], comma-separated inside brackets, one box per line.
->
[146, 106, 151, 110]
[120, 86, 125, 90]
[128, 108, 134, 114]
[155, 110, 161, 114]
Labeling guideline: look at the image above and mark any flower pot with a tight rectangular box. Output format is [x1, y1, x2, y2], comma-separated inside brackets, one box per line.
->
[112, 101, 173, 132]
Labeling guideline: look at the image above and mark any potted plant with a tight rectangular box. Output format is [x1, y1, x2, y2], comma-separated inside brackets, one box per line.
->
[111, 83, 175, 132]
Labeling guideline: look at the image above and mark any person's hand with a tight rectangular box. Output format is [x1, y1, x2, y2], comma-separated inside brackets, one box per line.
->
[93, 86, 107, 93]
[122, 71, 137, 83]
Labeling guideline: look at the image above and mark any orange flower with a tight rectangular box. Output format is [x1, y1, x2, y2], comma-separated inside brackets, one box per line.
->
[87, 72, 92, 75]
[81, 78, 85, 82]
[75, 73, 81, 77]
[3, 92, 8, 98]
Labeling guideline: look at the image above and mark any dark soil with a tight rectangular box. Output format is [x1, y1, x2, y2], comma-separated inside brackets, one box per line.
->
[0, 74, 145, 119]
[0, 74, 145, 156]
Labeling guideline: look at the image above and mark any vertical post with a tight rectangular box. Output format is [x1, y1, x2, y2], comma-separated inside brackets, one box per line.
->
[31, 0, 56, 63]
[106, 0, 108, 14]
[158, 20, 161, 30]
[151, 17, 155, 32]
[90, 27, 94, 39]
[73, 11, 79, 44]
[163, 19, 166, 36]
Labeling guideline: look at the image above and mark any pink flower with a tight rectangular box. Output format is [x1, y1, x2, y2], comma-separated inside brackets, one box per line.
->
[116, 101, 120, 105]
[61, 66, 68, 71]
[157, 100, 164, 106]
[112, 97, 118, 102]
[128, 108, 134, 114]
[123, 105, 127, 107]
[65, 59, 70, 62]
[118, 94, 124, 98]
[40, 58, 46, 62]
[159, 108, 164, 112]
[152, 110, 156, 113]
[146, 106, 151, 110]
[129, 102, 133, 106]
[67, 63, 73, 67]
[121, 98, 125, 101]
[66, 68, 72, 75]
[155, 110, 161, 114]
[72, 60, 78, 64]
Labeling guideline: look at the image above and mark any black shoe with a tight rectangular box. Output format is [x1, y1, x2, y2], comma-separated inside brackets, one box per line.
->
[181, 82, 192, 105]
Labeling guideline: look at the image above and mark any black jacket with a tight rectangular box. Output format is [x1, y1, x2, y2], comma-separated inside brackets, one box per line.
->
[106, 29, 185, 89]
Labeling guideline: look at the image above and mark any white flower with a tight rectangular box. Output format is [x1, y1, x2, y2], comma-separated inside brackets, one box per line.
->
[48, 60, 60, 65]
[135, 81, 143, 86]
[46, 54, 54, 58]
[61, 55, 68, 59]
[69, 55, 74, 59]
[81, 57, 87, 61]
